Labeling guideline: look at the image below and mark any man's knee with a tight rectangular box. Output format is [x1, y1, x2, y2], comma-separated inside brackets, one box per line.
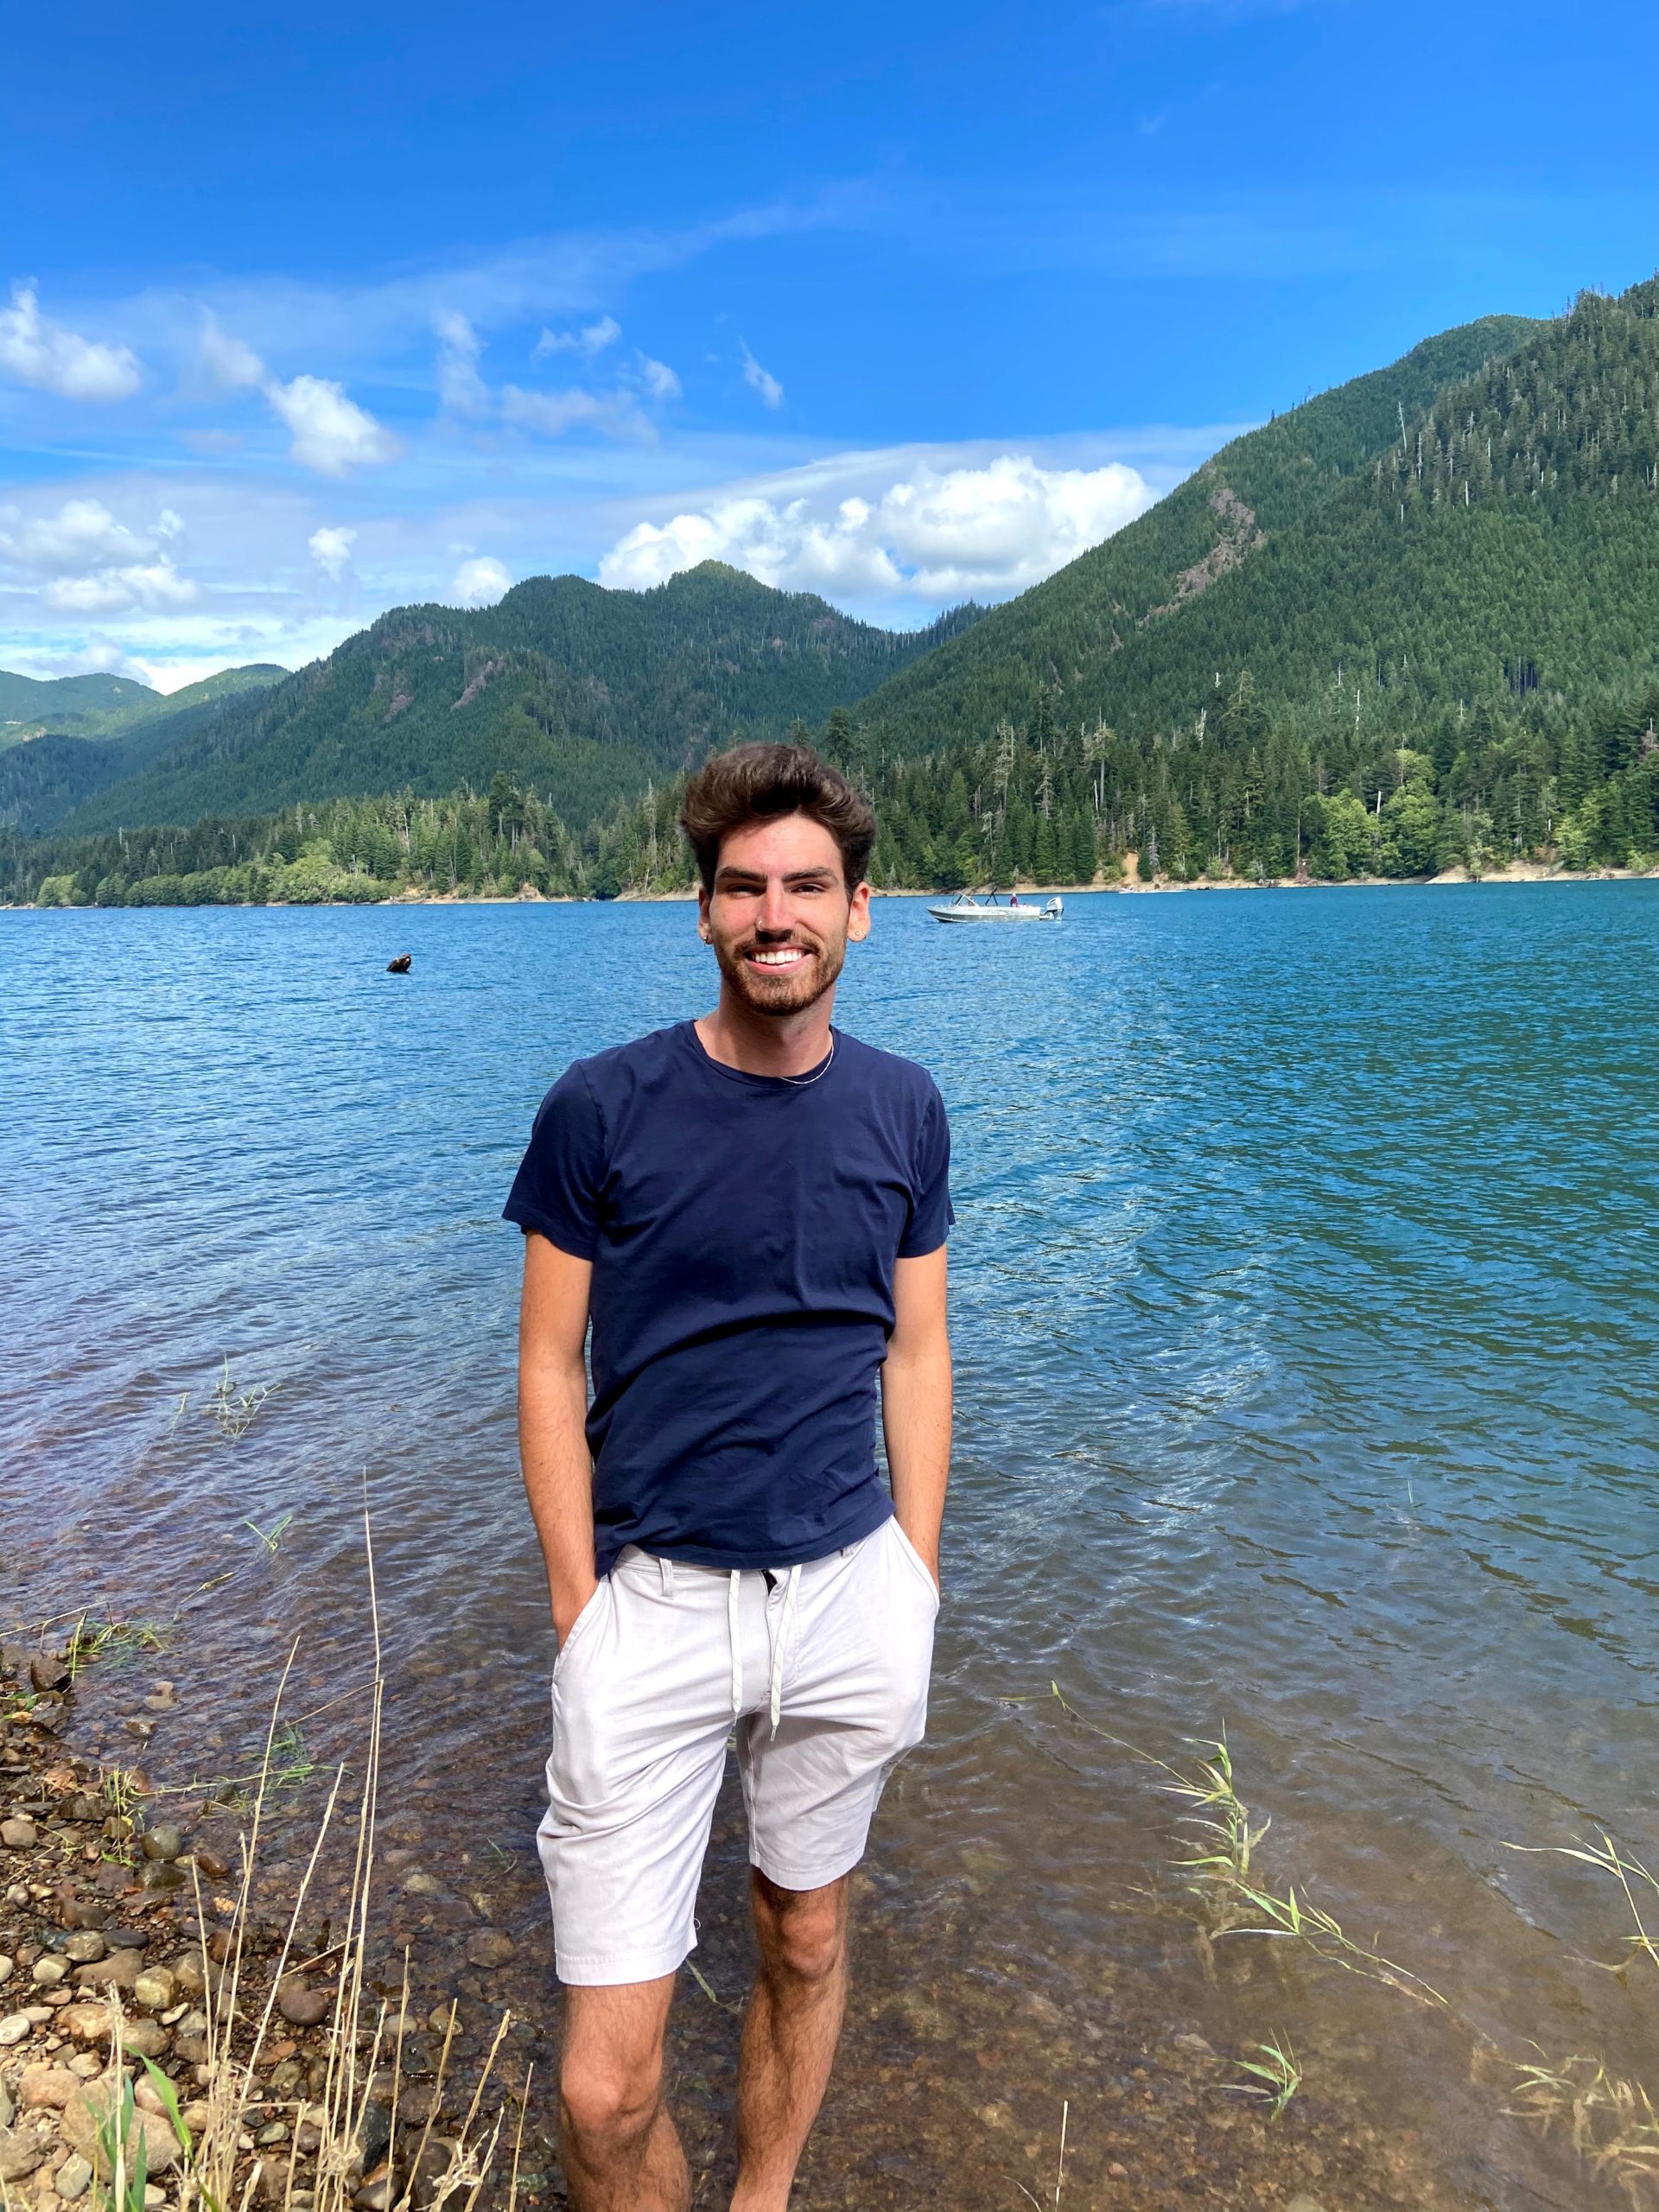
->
[754, 1878, 848, 1987]
[559, 2049, 662, 2150]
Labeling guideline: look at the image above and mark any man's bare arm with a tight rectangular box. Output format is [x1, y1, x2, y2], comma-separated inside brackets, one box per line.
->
[518, 1232, 600, 1641]
[881, 1246, 951, 1589]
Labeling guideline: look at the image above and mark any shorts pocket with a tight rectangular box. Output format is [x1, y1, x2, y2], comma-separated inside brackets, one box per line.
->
[553, 1579, 608, 1678]
[889, 1516, 941, 1610]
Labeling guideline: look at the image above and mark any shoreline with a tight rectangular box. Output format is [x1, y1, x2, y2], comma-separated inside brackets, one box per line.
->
[5, 861, 1654, 913]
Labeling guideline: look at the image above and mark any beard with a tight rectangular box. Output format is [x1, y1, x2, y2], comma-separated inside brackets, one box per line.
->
[711, 929, 848, 1017]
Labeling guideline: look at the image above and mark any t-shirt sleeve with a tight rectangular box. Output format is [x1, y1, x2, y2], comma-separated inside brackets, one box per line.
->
[502, 1065, 607, 1259]
[898, 1083, 955, 1257]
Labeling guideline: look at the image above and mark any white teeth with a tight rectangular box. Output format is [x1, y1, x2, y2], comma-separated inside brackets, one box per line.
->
[751, 948, 805, 965]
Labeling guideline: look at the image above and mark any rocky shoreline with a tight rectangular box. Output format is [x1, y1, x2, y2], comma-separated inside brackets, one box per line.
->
[0, 1639, 526, 2212]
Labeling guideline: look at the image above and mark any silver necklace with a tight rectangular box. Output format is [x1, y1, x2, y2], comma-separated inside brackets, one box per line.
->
[782, 1033, 837, 1086]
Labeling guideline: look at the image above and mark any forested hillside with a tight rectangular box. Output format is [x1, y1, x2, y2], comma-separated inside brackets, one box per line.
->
[851, 313, 1543, 753]
[42, 566, 982, 836]
[0, 666, 287, 835]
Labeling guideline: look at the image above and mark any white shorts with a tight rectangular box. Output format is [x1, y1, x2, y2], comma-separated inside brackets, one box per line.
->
[537, 1514, 939, 1986]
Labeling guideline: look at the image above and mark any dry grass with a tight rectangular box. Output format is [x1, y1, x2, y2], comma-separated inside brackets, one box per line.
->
[75, 1506, 527, 2212]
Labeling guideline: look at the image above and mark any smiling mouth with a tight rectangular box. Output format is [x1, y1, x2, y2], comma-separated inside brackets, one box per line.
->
[745, 944, 812, 970]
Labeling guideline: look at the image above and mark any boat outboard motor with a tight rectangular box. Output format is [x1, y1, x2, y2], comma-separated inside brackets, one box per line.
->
[1044, 895, 1064, 920]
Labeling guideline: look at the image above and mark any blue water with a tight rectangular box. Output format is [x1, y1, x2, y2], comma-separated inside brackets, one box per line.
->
[4, 883, 1657, 2206]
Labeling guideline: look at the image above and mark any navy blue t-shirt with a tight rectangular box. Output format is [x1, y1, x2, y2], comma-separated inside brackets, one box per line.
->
[504, 1020, 952, 1575]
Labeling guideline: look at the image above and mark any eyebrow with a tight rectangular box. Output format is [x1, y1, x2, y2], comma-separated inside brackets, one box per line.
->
[715, 867, 836, 887]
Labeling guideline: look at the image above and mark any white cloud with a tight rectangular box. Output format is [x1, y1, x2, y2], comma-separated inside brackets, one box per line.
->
[435, 312, 488, 415]
[195, 316, 400, 475]
[265, 374, 401, 475]
[0, 497, 159, 573]
[636, 355, 681, 402]
[199, 313, 265, 391]
[534, 315, 621, 359]
[499, 384, 649, 440]
[41, 559, 198, 613]
[450, 556, 511, 607]
[308, 524, 357, 581]
[739, 340, 784, 410]
[0, 283, 142, 402]
[601, 450, 1152, 603]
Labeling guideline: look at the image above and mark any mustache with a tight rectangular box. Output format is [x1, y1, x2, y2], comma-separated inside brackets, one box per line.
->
[734, 933, 823, 955]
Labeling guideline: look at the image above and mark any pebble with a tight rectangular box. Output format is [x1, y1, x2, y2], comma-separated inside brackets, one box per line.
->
[464, 1929, 514, 1968]
[141, 1685, 177, 1713]
[31, 1959, 68, 1988]
[194, 1848, 230, 1882]
[59, 2004, 115, 2044]
[276, 1981, 332, 2029]
[0, 2122, 46, 2182]
[140, 1825, 182, 1863]
[55, 2154, 92, 2201]
[1284, 2199, 1328, 2212]
[132, 1970, 175, 2012]
[19, 2066, 79, 2110]
[0, 2014, 32, 2046]
[123, 2019, 169, 2059]
[73, 1950, 141, 1993]
[29, 1656, 70, 1694]
[62, 2082, 181, 2176]
[401, 1871, 441, 1896]
[0, 1817, 38, 1850]
[0, 1957, 12, 1986]
[5, 1885, 29, 1906]
[60, 1936, 105, 1967]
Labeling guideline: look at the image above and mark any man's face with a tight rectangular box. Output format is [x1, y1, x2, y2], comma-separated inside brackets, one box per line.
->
[699, 812, 870, 1017]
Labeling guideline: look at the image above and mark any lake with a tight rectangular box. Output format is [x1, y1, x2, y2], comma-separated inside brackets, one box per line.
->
[3, 882, 1657, 2209]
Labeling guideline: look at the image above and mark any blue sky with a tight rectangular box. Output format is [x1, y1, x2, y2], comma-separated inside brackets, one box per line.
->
[4, 0, 1659, 686]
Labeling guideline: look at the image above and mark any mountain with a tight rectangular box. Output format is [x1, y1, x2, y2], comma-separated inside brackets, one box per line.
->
[0, 662, 283, 749]
[0, 670, 162, 744]
[0, 665, 288, 834]
[854, 312, 1549, 754]
[48, 566, 983, 836]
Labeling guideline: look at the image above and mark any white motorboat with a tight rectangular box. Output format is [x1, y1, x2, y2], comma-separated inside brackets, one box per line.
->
[928, 890, 1063, 925]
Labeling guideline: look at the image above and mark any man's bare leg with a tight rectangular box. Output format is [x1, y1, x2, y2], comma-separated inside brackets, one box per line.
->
[730, 1871, 850, 2212]
[559, 1976, 689, 2212]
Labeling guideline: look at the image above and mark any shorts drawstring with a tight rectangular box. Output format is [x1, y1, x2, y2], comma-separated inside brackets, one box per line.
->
[727, 1562, 804, 1735]
[728, 1569, 742, 1717]
[769, 1564, 801, 1736]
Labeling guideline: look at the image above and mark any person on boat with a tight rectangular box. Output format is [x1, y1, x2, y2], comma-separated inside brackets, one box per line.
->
[505, 741, 953, 2212]
[1007, 890, 1019, 906]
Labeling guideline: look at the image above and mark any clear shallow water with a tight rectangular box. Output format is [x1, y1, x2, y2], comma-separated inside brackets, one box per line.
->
[3, 886, 1658, 2208]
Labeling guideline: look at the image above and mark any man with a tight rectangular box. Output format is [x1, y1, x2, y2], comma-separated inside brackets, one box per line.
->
[505, 741, 953, 2212]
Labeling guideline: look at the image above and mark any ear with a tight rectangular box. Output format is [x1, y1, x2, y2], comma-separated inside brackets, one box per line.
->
[847, 880, 872, 943]
[696, 885, 713, 942]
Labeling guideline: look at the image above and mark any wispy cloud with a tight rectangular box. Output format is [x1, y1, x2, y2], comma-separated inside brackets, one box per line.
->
[435, 313, 489, 415]
[0, 283, 143, 402]
[739, 340, 784, 410]
[534, 315, 621, 359]
[499, 385, 652, 440]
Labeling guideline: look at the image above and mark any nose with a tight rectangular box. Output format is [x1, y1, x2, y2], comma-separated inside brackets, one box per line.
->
[755, 881, 794, 935]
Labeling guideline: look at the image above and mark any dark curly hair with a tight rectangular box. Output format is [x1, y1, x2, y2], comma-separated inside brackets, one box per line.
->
[679, 742, 875, 893]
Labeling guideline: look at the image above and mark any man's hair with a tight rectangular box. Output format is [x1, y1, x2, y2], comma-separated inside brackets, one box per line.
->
[679, 741, 876, 893]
